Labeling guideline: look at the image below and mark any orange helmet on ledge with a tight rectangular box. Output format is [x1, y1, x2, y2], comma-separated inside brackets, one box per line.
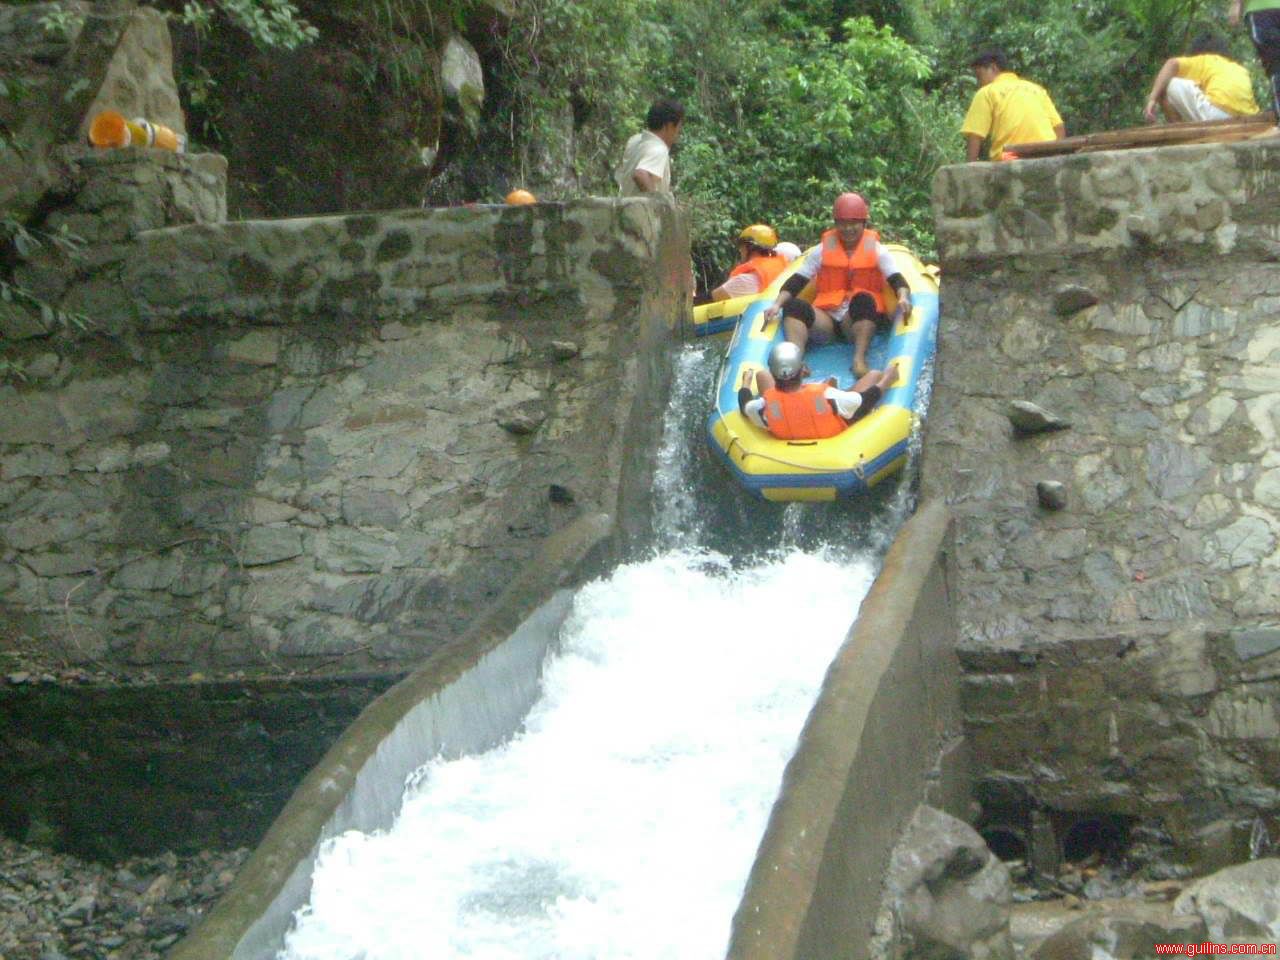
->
[505, 189, 537, 205]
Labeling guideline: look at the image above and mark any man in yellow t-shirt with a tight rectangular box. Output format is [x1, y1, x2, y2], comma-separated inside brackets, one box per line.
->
[1144, 33, 1261, 123]
[960, 49, 1065, 161]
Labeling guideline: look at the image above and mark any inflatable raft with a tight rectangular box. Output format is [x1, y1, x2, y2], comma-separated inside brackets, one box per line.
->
[703, 244, 940, 501]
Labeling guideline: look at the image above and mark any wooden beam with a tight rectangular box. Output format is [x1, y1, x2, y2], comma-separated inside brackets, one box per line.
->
[1008, 112, 1276, 158]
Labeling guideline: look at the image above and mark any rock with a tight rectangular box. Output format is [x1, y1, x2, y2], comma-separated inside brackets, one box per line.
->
[7, 671, 32, 684]
[1231, 625, 1280, 662]
[497, 401, 547, 435]
[61, 894, 95, 921]
[1037, 480, 1068, 510]
[441, 34, 484, 137]
[141, 872, 172, 906]
[25, 353, 61, 380]
[340, 489, 408, 529]
[1173, 858, 1280, 942]
[1053, 285, 1099, 317]
[1125, 214, 1157, 241]
[1009, 400, 1071, 434]
[79, 7, 185, 139]
[1030, 910, 1207, 960]
[238, 527, 304, 566]
[550, 340, 580, 359]
[877, 805, 1014, 960]
[221, 330, 280, 366]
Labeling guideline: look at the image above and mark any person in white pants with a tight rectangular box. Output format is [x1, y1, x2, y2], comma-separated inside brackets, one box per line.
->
[1144, 33, 1261, 123]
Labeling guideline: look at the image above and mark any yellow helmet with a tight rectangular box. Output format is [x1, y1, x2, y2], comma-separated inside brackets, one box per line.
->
[737, 224, 778, 249]
[505, 189, 537, 205]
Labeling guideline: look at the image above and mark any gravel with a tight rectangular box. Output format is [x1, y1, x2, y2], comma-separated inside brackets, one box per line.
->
[0, 836, 247, 960]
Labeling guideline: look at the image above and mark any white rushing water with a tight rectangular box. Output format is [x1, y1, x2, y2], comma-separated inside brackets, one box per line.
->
[280, 341, 904, 960]
[282, 549, 873, 960]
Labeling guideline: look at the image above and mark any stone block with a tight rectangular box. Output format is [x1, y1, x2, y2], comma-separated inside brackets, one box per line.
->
[307, 574, 425, 622]
[244, 497, 299, 525]
[220, 330, 280, 366]
[111, 554, 179, 591]
[340, 488, 408, 529]
[1, 512, 112, 550]
[317, 527, 395, 574]
[348, 439, 417, 480]
[26, 549, 99, 577]
[278, 615, 366, 658]
[265, 386, 313, 432]
[1147, 626, 1217, 696]
[1230, 625, 1280, 662]
[169, 561, 225, 598]
[0, 446, 71, 480]
[0, 389, 68, 445]
[239, 527, 304, 566]
[1201, 516, 1276, 571]
[1205, 692, 1280, 740]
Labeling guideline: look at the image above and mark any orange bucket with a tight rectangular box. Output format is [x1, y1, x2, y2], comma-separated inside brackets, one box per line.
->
[89, 110, 186, 153]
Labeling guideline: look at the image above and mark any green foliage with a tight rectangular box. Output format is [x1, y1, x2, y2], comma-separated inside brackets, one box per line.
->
[178, 0, 318, 50]
[37, 3, 85, 41]
[0, 217, 88, 351]
[494, 0, 659, 184]
[646, 7, 961, 277]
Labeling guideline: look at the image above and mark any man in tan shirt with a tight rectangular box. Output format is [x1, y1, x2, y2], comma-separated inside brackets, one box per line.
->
[614, 99, 684, 195]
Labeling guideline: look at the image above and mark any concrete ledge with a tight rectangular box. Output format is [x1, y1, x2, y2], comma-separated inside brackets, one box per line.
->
[727, 499, 964, 960]
[169, 511, 613, 960]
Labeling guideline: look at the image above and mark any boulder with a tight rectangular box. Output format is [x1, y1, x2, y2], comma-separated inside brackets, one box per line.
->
[1173, 858, 1280, 943]
[876, 804, 1014, 960]
[79, 5, 185, 140]
[440, 34, 484, 138]
[1030, 910, 1207, 960]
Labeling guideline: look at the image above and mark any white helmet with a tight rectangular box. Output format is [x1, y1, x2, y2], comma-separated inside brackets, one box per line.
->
[775, 241, 801, 263]
[768, 341, 804, 382]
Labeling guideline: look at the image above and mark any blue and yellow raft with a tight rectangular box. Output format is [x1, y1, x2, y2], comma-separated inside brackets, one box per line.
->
[695, 244, 940, 502]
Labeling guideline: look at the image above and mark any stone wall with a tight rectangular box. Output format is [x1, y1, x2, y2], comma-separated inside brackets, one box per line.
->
[0, 673, 398, 859]
[926, 140, 1280, 862]
[1, 147, 691, 680]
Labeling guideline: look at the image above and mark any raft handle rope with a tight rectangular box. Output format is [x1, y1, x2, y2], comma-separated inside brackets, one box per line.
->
[721, 416, 868, 478]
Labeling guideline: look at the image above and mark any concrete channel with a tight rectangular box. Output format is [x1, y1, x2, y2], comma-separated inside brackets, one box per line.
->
[172, 500, 965, 960]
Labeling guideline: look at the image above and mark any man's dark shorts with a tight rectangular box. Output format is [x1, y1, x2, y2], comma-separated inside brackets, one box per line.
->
[782, 294, 889, 341]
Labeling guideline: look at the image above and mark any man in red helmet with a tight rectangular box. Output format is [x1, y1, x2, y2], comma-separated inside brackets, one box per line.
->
[763, 192, 912, 376]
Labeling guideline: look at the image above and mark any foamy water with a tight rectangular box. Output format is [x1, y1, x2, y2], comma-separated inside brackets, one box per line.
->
[276, 337, 923, 959]
[280, 548, 874, 960]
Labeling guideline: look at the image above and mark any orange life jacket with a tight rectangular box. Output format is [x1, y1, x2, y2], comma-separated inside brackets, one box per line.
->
[729, 252, 786, 290]
[762, 383, 847, 440]
[812, 228, 886, 314]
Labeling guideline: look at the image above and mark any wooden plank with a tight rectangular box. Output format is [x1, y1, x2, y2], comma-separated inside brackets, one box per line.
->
[1008, 112, 1276, 158]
